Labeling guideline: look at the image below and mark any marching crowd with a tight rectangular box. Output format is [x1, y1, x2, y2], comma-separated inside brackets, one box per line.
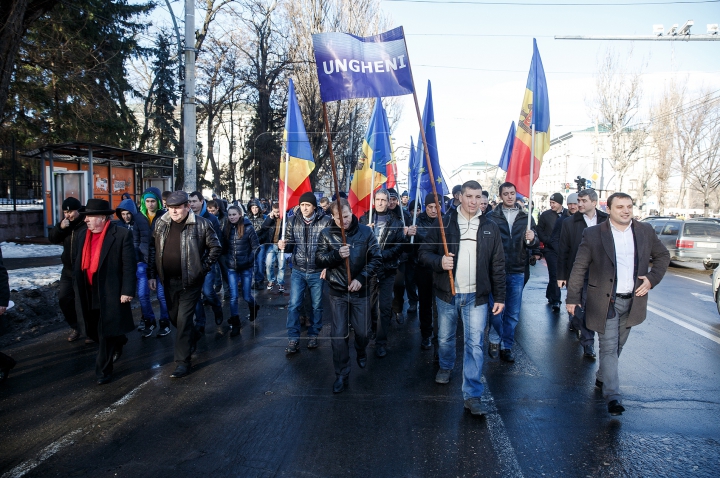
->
[0, 180, 670, 418]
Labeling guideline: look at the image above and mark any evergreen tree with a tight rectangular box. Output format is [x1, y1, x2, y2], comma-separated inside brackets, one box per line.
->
[149, 33, 180, 156]
[2, 0, 153, 148]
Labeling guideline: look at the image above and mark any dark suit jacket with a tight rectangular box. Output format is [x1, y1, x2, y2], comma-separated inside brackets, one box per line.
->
[72, 222, 137, 339]
[557, 209, 609, 281]
[566, 219, 670, 334]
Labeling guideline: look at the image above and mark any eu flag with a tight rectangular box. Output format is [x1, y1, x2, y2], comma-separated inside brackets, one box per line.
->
[416, 81, 448, 204]
[408, 137, 420, 202]
[498, 121, 515, 172]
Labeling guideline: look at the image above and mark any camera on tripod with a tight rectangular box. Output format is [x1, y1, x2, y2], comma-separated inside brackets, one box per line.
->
[574, 176, 587, 192]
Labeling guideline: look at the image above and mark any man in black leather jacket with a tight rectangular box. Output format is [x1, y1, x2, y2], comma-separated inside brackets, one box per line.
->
[48, 197, 87, 342]
[278, 192, 332, 353]
[360, 188, 405, 358]
[148, 191, 222, 378]
[316, 199, 382, 393]
[486, 182, 539, 363]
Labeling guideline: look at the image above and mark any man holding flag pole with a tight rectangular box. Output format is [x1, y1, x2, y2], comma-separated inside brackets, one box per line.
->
[277, 79, 332, 354]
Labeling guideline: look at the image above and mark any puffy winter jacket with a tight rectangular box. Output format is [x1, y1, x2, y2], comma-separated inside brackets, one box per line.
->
[315, 215, 382, 297]
[246, 201, 266, 232]
[48, 215, 87, 270]
[115, 198, 151, 263]
[359, 210, 405, 277]
[418, 208, 506, 306]
[223, 218, 259, 271]
[486, 205, 540, 274]
[283, 212, 333, 273]
[148, 210, 222, 287]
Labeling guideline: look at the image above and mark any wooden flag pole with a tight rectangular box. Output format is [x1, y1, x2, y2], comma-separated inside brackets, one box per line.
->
[402, 29, 455, 295]
[281, 152, 290, 241]
[322, 102, 352, 283]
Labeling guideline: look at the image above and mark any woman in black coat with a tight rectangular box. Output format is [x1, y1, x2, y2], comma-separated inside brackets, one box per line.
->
[72, 199, 137, 384]
[223, 205, 260, 336]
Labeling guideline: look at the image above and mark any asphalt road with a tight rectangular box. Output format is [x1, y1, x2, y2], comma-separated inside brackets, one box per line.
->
[1, 260, 718, 477]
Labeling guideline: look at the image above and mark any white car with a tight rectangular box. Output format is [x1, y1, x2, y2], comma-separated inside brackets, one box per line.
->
[714, 266, 720, 315]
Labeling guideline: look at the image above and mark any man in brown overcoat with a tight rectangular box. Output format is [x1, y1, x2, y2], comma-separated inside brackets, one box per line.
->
[567, 192, 670, 416]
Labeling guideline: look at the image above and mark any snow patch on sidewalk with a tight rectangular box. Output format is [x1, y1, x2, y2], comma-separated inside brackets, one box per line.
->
[8, 265, 62, 290]
[1, 242, 62, 259]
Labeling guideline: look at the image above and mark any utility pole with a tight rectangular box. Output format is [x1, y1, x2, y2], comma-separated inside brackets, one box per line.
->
[183, 0, 196, 192]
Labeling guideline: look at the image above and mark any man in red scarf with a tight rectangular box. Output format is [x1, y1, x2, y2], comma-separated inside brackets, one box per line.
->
[73, 199, 137, 385]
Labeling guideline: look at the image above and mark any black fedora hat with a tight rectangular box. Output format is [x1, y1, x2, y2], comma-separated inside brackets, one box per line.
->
[82, 198, 115, 216]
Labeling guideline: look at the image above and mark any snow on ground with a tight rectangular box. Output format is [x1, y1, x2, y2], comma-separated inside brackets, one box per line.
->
[0, 242, 62, 258]
[8, 265, 62, 290]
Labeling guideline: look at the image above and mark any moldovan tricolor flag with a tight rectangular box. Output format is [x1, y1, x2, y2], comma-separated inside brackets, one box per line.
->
[279, 79, 314, 214]
[505, 39, 550, 197]
[349, 98, 391, 217]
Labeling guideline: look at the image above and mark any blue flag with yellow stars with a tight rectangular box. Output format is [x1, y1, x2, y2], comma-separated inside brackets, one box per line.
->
[416, 80, 448, 207]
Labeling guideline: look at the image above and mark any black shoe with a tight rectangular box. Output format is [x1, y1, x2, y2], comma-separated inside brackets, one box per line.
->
[552, 302, 561, 312]
[421, 337, 432, 350]
[595, 379, 603, 389]
[357, 352, 367, 368]
[488, 343, 500, 359]
[0, 356, 17, 383]
[499, 349, 515, 363]
[285, 340, 300, 354]
[229, 316, 241, 337]
[375, 345, 387, 358]
[97, 375, 112, 385]
[395, 312, 405, 325]
[247, 304, 260, 322]
[156, 325, 171, 337]
[608, 400, 625, 416]
[332, 376, 348, 393]
[583, 344, 596, 359]
[141, 319, 157, 338]
[307, 337, 319, 349]
[171, 364, 190, 378]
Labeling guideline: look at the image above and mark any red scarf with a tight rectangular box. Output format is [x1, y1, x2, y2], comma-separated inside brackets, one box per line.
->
[81, 220, 111, 285]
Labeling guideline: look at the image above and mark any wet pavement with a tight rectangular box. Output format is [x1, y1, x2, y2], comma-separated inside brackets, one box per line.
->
[1, 262, 719, 477]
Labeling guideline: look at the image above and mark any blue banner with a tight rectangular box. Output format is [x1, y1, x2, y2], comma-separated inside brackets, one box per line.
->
[498, 121, 515, 172]
[312, 27, 414, 103]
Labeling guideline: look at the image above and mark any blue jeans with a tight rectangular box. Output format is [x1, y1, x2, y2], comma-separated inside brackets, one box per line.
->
[136, 262, 168, 320]
[254, 245, 268, 282]
[436, 293, 488, 400]
[489, 273, 525, 350]
[286, 269, 323, 339]
[265, 244, 286, 285]
[227, 267, 255, 316]
[195, 268, 223, 328]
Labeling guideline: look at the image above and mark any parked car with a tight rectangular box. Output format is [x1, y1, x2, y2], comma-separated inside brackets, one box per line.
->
[713, 266, 720, 315]
[649, 218, 684, 258]
[692, 217, 720, 225]
[675, 220, 720, 270]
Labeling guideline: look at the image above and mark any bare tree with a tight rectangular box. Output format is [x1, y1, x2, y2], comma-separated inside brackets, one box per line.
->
[649, 80, 684, 214]
[685, 89, 720, 217]
[589, 48, 647, 192]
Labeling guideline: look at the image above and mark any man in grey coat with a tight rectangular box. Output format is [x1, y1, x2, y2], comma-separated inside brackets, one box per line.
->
[566, 192, 670, 416]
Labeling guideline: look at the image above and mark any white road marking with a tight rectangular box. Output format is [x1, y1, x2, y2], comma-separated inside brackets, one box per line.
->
[482, 378, 525, 477]
[647, 305, 720, 346]
[669, 272, 711, 285]
[2, 377, 157, 478]
[691, 292, 716, 303]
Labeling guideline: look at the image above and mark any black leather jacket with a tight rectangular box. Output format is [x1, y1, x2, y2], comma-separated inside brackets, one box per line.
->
[418, 208, 506, 306]
[283, 212, 332, 274]
[49, 216, 87, 270]
[315, 216, 382, 297]
[148, 211, 222, 287]
[487, 206, 540, 274]
[359, 210, 405, 277]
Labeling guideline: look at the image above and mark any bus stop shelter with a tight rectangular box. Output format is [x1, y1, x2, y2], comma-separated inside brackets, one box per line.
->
[25, 142, 176, 236]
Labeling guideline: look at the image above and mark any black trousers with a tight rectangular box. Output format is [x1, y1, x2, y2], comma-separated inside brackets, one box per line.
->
[544, 251, 561, 304]
[372, 273, 396, 346]
[89, 309, 127, 378]
[164, 277, 203, 364]
[0, 351, 14, 369]
[58, 268, 79, 330]
[392, 260, 418, 313]
[329, 293, 370, 378]
[415, 266, 435, 339]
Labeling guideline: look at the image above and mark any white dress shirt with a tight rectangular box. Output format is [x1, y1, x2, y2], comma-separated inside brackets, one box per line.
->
[583, 212, 597, 228]
[610, 220, 635, 294]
